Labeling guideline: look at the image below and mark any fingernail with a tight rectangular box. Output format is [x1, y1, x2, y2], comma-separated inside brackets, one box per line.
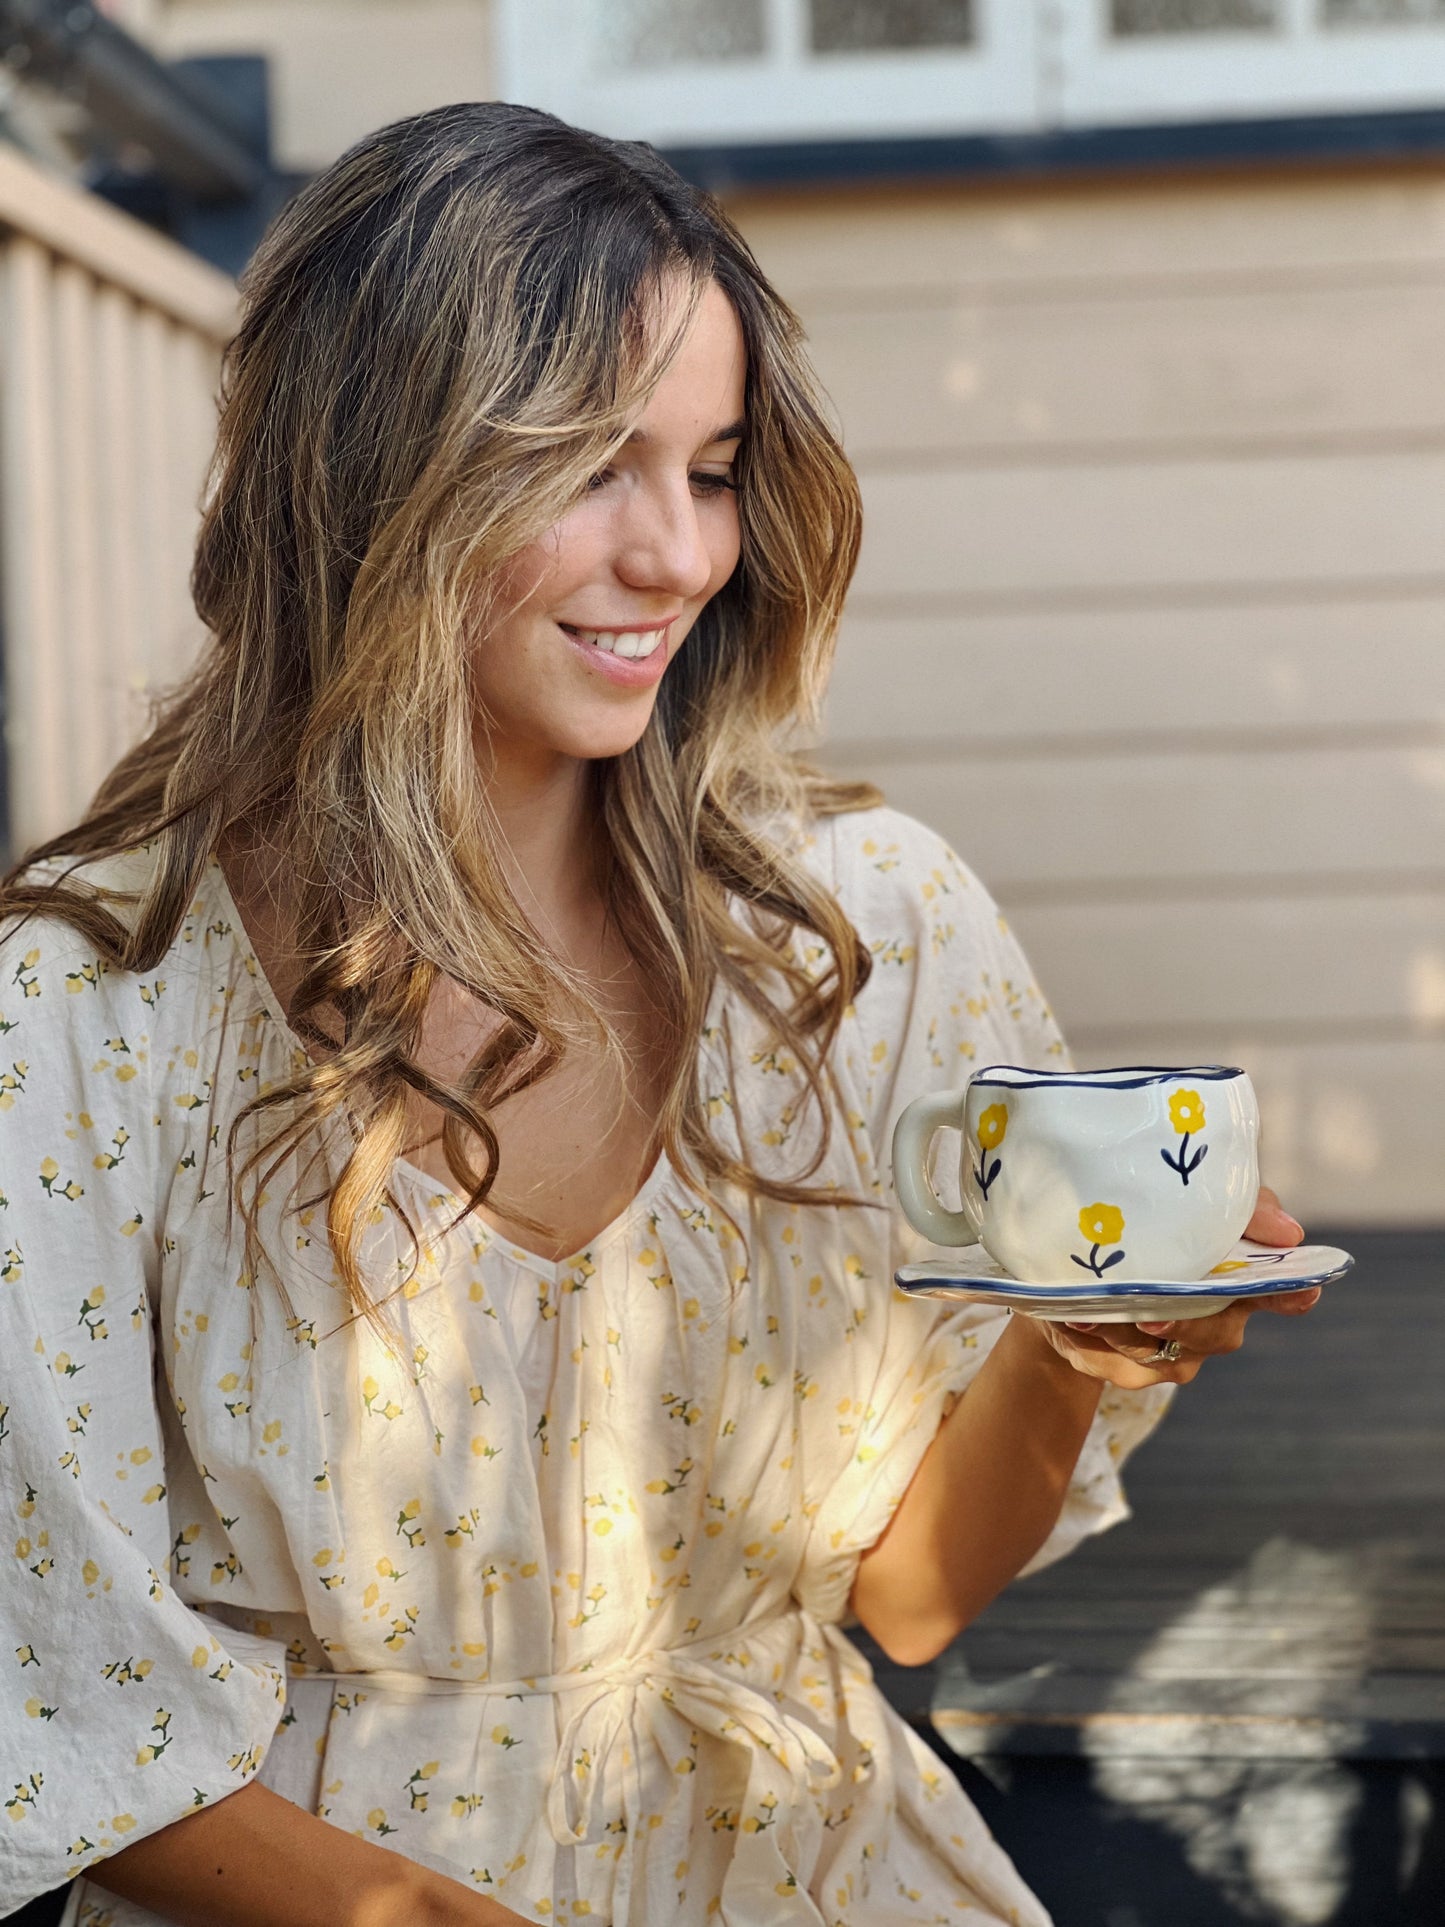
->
[1064, 1321, 1096, 1332]
[1280, 1212, 1305, 1238]
[1137, 1321, 1174, 1336]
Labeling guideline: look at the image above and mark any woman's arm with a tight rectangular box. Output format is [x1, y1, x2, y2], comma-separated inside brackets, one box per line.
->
[852, 1189, 1316, 1666]
[849, 1312, 1103, 1666]
[88, 1781, 530, 1927]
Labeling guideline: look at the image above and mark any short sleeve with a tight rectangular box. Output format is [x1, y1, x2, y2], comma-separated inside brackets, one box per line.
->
[0, 912, 288, 1912]
[794, 810, 1172, 1623]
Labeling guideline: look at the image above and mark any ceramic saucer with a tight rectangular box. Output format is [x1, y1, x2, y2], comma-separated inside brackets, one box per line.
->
[894, 1237, 1354, 1323]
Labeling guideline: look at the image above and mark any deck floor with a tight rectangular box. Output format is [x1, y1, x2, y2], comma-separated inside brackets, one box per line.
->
[871, 1228, 1445, 1924]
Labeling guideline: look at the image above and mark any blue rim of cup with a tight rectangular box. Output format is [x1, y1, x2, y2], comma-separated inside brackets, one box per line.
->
[970, 1063, 1248, 1092]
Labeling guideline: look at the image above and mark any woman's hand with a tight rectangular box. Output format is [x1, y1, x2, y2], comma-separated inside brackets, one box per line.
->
[1031, 1184, 1317, 1390]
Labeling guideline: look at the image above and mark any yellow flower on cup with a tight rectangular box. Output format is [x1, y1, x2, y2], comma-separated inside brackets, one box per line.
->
[973, 1103, 1008, 1201]
[1078, 1204, 1124, 1247]
[1073, 1203, 1127, 1277]
[1162, 1088, 1209, 1185]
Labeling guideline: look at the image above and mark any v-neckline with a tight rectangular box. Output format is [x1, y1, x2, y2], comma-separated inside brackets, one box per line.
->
[205, 856, 679, 1282]
[390, 1147, 675, 1282]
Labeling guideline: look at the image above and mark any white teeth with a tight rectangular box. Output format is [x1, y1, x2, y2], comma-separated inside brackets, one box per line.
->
[567, 627, 664, 660]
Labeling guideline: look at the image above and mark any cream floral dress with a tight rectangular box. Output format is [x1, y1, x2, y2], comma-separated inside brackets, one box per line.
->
[0, 807, 1169, 1926]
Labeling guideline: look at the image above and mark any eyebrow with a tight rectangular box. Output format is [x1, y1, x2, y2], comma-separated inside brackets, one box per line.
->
[625, 417, 746, 450]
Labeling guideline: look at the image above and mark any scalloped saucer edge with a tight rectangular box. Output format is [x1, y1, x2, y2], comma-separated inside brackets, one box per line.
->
[894, 1238, 1354, 1323]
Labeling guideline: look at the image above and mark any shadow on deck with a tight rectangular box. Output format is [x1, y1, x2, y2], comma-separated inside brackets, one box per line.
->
[869, 1228, 1445, 1925]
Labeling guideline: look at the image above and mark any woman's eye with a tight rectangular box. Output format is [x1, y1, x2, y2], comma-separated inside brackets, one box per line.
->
[585, 470, 613, 494]
[690, 470, 737, 497]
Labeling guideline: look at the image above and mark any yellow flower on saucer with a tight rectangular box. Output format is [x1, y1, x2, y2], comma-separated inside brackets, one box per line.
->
[977, 1103, 1008, 1151]
[1078, 1203, 1124, 1247]
[1168, 1089, 1205, 1136]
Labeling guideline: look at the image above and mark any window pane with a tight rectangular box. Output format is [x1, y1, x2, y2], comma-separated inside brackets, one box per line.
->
[1111, 0, 1278, 30]
[809, 0, 975, 54]
[1322, 0, 1445, 20]
[595, 0, 767, 70]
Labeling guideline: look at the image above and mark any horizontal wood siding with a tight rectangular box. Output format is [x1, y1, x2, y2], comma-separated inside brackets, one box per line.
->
[828, 746, 1445, 891]
[822, 599, 1445, 742]
[734, 170, 1445, 1225]
[148, 1, 496, 174]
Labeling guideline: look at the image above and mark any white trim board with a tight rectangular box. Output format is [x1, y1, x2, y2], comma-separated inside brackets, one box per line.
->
[497, 0, 1445, 147]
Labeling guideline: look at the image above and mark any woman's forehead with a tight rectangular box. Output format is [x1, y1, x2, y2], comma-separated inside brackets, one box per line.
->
[630, 282, 746, 432]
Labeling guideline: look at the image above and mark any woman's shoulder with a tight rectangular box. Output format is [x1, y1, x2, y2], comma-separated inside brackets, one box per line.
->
[800, 802, 1000, 945]
[803, 805, 1070, 1113]
[0, 845, 266, 1061]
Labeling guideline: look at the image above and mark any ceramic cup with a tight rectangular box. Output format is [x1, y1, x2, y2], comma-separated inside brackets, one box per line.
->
[892, 1064, 1260, 1283]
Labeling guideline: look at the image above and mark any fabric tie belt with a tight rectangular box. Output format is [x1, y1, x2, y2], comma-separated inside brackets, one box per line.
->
[290, 1606, 848, 1919]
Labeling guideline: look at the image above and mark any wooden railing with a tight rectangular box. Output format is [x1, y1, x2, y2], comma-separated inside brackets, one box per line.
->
[0, 144, 237, 854]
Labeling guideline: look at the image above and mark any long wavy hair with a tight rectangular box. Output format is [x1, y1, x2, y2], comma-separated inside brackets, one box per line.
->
[2, 102, 876, 1317]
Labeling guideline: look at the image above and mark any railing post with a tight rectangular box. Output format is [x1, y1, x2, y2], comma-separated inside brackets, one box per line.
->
[0, 151, 234, 858]
[0, 236, 69, 856]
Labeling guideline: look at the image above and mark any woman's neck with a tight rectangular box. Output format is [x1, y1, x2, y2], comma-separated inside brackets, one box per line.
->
[482, 746, 607, 960]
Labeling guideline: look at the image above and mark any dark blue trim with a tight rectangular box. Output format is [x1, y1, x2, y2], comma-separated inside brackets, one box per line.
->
[661, 107, 1445, 194]
[972, 1063, 1245, 1091]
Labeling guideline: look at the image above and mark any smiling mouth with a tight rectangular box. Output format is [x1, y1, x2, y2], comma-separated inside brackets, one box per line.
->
[559, 622, 670, 661]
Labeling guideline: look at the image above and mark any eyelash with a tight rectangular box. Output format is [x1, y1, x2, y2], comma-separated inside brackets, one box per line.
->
[585, 470, 738, 498]
[690, 471, 738, 497]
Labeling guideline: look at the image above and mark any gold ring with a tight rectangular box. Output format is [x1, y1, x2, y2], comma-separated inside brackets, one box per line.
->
[1146, 1338, 1184, 1365]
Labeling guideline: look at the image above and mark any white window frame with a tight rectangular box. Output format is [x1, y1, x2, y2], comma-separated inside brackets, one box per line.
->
[1054, 0, 1445, 127]
[497, 0, 1445, 148]
[494, 0, 1043, 148]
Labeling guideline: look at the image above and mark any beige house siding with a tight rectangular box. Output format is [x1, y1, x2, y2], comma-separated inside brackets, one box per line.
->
[120, 1, 496, 173]
[732, 170, 1445, 1226]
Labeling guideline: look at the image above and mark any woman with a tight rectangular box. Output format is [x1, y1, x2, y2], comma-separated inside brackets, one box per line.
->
[0, 104, 1313, 1927]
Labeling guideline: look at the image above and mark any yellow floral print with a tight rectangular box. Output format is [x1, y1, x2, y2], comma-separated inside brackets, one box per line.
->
[1162, 1086, 1210, 1185]
[1078, 1204, 1124, 1247]
[973, 1101, 1009, 1200]
[0, 814, 1169, 1927]
[1074, 1204, 1129, 1278]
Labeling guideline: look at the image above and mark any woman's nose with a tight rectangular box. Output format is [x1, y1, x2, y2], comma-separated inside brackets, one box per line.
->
[614, 480, 715, 600]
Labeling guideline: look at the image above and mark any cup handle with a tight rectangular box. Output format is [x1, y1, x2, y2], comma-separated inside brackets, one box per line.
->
[892, 1090, 976, 1246]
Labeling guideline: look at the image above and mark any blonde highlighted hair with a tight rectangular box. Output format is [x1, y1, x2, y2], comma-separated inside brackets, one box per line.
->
[4, 102, 876, 1316]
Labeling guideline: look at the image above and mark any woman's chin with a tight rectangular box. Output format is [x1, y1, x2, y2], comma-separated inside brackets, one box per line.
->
[578, 719, 657, 762]
[566, 699, 670, 766]
[545, 701, 661, 766]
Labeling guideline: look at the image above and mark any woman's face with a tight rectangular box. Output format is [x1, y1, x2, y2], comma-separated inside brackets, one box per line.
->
[474, 280, 747, 778]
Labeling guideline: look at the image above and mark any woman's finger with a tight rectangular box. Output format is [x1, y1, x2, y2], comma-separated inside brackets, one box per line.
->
[1244, 1183, 1305, 1248]
[1257, 1286, 1323, 1317]
[1036, 1317, 1201, 1387]
[1112, 1306, 1250, 1360]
